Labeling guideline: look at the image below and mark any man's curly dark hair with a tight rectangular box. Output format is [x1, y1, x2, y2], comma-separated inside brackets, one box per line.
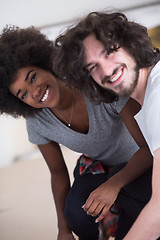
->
[54, 11, 160, 103]
[0, 25, 56, 118]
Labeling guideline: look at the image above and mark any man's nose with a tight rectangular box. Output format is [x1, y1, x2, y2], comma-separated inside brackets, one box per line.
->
[99, 60, 113, 81]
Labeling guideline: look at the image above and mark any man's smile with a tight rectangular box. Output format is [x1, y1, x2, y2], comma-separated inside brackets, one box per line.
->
[108, 69, 123, 83]
[102, 67, 123, 85]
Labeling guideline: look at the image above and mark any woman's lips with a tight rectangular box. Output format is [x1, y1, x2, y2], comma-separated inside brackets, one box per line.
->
[40, 87, 49, 102]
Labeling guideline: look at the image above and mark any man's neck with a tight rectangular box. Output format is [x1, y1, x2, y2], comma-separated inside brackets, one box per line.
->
[131, 66, 154, 106]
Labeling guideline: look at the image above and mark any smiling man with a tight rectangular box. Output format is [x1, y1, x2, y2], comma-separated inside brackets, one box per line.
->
[83, 33, 139, 97]
[55, 11, 160, 239]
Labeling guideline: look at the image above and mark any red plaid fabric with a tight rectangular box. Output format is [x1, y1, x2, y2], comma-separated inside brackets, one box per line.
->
[78, 154, 120, 239]
[79, 155, 105, 175]
[99, 210, 119, 240]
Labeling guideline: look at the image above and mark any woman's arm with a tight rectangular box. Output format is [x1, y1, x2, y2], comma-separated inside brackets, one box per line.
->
[83, 98, 153, 222]
[124, 147, 160, 240]
[38, 141, 75, 240]
[114, 97, 153, 189]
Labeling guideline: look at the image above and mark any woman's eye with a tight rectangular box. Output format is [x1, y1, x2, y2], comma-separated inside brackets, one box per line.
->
[21, 92, 28, 100]
[31, 73, 37, 83]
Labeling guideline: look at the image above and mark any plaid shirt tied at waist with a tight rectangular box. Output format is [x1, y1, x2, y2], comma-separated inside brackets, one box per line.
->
[79, 154, 105, 175]
[78, 154, 120, 239]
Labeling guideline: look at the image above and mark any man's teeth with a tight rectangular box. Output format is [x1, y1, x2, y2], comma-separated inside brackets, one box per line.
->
[109, 70, 122, 83]
[41, 88, 49, 102]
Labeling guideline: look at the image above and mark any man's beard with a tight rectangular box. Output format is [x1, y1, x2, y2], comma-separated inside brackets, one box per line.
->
[114, 65, 139, 97]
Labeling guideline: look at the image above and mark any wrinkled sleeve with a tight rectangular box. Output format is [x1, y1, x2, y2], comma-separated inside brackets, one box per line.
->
[146, 90, 160, 153]
[135, 88, 160, 154]
[26, 118, 50, 145]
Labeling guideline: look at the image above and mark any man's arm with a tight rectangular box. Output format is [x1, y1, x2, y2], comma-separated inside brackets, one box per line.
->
[38, 141, 75, 240]
[124, 147, 160, 240]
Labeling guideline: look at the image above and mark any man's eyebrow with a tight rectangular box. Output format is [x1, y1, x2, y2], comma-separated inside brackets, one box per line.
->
[25, 70, 34, 81]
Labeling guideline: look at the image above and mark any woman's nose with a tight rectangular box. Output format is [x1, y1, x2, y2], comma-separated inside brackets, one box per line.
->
[29, 85, 41, 99]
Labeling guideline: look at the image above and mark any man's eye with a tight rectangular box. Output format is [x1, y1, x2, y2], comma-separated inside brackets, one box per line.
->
[31, 73, 37, 83]
[22, 92, 28, 100]
[105, 49, 113, 56]
[106, 46, 119, 56]
[89, 64, 97, 73]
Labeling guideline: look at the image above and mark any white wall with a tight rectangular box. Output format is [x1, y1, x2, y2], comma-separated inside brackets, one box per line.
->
[0, 0, 160, 167]
[41, 3, 160, 41]
[0, 115, 36, 166]
[1, 0, 158, 31]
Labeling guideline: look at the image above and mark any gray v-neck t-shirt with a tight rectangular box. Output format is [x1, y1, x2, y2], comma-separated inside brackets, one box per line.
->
[26, 96, 138, 166]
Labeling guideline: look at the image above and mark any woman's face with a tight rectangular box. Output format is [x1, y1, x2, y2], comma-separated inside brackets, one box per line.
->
[9, 66, 61, 108]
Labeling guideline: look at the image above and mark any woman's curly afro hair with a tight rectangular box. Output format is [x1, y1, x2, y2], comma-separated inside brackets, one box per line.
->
[0, 25, 56, 118]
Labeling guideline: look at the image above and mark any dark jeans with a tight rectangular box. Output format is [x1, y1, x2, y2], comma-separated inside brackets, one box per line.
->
[64, 161, 152, 240]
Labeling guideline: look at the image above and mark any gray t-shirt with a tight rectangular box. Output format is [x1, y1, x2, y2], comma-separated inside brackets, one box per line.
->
[26, 96, 138, 166]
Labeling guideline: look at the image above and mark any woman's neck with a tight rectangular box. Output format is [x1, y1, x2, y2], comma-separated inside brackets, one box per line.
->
[53, 80, 74, 111]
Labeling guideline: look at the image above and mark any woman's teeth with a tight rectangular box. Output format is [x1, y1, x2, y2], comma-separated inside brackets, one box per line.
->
[41, 88, 49, 102]
[109, 70, 122, 83]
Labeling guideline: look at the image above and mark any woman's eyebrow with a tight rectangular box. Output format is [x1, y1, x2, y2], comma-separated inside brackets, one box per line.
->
[16, 70, 34, 97]
[25, 70, 34, 81]
[16, 89, 21, 97]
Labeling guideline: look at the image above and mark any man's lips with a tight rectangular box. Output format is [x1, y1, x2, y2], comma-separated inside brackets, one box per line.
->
[102, 68, 123, 85]
[108, 69, 123, 83]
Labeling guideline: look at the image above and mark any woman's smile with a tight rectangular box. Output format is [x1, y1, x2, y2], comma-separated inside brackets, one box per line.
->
[40, 87, 50, 102]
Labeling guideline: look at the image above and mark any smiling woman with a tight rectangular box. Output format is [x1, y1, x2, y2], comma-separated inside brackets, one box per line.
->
[0, 24, 154, 240]
[0, 26, 56, 118]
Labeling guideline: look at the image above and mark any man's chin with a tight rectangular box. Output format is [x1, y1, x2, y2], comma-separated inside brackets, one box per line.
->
[115, 88, 135, 97]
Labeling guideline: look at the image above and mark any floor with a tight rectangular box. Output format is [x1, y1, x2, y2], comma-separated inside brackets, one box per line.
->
[0, 147, 78, 240]
[0, 146, 116, 240]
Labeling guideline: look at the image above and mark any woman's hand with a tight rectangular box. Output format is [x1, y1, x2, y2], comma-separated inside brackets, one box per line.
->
[82, 177, 120, 223]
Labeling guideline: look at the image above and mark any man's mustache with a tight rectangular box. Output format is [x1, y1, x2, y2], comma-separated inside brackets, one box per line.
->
[101, 64, 125, 85]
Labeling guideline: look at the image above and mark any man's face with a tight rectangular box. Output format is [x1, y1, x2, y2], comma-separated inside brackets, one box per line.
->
[83, 34, 139, 97]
